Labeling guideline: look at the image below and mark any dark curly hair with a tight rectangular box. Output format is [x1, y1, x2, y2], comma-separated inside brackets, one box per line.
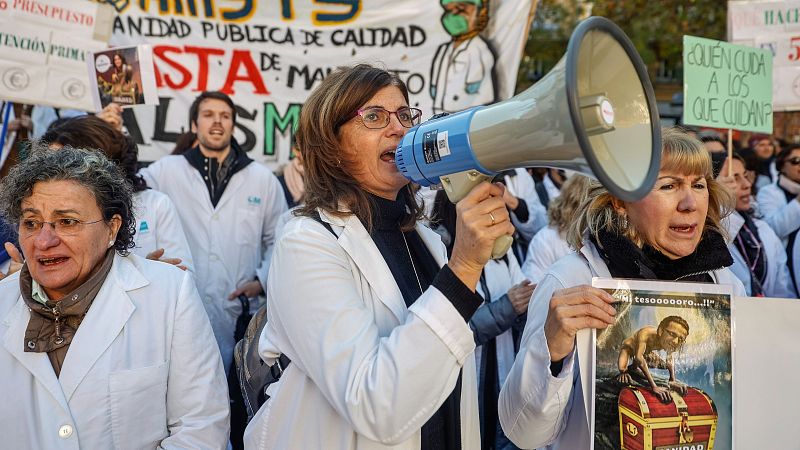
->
[41, 115, 148, 192]
[0, 143, 136, 255]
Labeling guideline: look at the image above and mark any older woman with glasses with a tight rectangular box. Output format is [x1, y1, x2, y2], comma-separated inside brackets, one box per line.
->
[756, 144, 800, 292]
[244, 64, 514, 450]
[0, 146, 229, 449]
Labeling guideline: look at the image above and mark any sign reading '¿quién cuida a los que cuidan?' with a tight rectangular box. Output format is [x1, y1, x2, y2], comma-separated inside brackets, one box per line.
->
[683, 35, 773, 133]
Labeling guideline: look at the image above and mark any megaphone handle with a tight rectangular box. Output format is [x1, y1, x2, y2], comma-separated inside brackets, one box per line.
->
[441, 170, 512, 260]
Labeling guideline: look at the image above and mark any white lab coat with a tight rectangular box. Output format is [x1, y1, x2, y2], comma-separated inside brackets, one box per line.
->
[498, 239, 745, 450]
[0, 254, 229, 449]
[141, 156, 287, 368]
[474, 252, 527, 388]
[244, 209, 480, 449]
[724, 212, 796, 298]
[542, 174, 562, 203]
[755, 181, 800, 242]
[521, 225, 573, 284]
[131, 189, 194, 273]
[431, 37, 496, 114]
[504, 168, 548, 243]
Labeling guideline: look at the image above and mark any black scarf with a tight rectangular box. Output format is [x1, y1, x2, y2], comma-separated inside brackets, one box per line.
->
[733, 211, 767, 296]
[184, 141, 252, 207]
[366, 193, 462, 450]
[592, 228, 733, 282]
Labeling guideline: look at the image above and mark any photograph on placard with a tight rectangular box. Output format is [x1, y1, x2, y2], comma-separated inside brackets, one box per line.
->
[591, 278, 732, 450]
[90, 45, 158, 110]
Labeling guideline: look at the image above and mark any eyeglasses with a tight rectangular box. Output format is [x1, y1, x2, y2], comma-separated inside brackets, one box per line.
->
[18, 218, 106, 237]
[352, 107, 422, 129]
[787, 157, 800, 166]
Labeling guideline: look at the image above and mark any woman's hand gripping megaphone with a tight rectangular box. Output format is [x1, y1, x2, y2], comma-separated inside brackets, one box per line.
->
[447, 181, 516, 289]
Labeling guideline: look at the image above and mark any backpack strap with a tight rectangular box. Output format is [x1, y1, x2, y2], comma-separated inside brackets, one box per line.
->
[240, 209, 338, 420]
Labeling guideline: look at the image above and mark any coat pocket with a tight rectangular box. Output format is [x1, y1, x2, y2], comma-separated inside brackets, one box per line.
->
[235, 207, 261, 245]
[109, 362, 169, 449]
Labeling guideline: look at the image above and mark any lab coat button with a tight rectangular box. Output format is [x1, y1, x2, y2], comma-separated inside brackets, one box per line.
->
[212, 213, 219, 220]
[210, 254, 219, 261]
[59, 424, 73, 438]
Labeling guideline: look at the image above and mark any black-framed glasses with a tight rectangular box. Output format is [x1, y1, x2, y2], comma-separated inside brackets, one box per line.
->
[18, 218, 106, 237]
[787, 157, 800, 166]
[352, 107, 422, 129]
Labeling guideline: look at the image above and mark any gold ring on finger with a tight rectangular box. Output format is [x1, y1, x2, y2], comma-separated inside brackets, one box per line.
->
[489, 212, 496, 226]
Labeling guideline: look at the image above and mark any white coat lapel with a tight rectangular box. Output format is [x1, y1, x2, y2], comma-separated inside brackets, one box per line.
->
[336, 214, 408, 323]
[58, 255, 143, 401]
[580, 242, 612, 278]
[3, 298, 69, 411]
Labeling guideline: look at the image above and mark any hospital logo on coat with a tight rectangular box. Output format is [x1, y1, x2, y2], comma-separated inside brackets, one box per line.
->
[247, 196, 262, 206]
[139, 221, 150, 233]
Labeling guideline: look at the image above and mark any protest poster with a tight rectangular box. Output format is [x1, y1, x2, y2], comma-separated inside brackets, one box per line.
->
[683, 35, 773, 134]
[0, 0, 115, 111]
[728, 1, 800, 111]
[105, 0, 536, 166]
[733, 296, 800, 449]
[591, 278, 733, 450]
[90, 45, 158, 110]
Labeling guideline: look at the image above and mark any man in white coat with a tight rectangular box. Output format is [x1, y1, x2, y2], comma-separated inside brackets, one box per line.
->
[140, 91, 287, 370]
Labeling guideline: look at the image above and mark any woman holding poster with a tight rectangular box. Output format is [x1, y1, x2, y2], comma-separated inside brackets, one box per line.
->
[498, 128, 746, 449]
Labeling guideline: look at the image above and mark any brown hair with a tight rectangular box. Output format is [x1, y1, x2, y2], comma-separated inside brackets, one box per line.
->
[297, 64, 422, 231]
[659, 315, 690, 335]
[776, 144, 800, 175]
[566, 127, 734, 249]
[189, 91, 237, 126]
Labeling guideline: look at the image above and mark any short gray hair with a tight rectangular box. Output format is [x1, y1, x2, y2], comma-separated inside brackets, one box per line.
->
[0, 142, 136, 255]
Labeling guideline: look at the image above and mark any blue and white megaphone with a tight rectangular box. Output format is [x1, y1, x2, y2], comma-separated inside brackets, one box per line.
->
[396, 16, 662, 258]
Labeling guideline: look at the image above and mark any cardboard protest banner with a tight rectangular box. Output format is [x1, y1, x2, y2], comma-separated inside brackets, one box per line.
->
[0, 0, 115, 111]
[728, 0, 800, 111]
[683, 35, 773, 133]
[105, 0, 536, 167]
[90, 45, 158, 110]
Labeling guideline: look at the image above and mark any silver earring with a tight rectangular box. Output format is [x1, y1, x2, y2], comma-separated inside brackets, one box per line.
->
[108, 240, 114, 247]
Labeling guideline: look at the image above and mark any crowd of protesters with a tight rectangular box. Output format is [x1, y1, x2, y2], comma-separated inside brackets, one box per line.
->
[0, 63, 794, 450]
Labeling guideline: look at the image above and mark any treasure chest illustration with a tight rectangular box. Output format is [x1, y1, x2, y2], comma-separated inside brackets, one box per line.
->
[618, 386, 717, 450]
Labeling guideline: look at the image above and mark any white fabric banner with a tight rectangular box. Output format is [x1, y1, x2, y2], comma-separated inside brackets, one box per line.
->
[0, 0, 114, 111]
[728, 0, 800, 110]
[106, 0, 535, 167]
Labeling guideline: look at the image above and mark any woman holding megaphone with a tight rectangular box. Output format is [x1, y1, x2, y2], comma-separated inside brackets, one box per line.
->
[498, 128, 746, 449]
[244, 64, 514, 449]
